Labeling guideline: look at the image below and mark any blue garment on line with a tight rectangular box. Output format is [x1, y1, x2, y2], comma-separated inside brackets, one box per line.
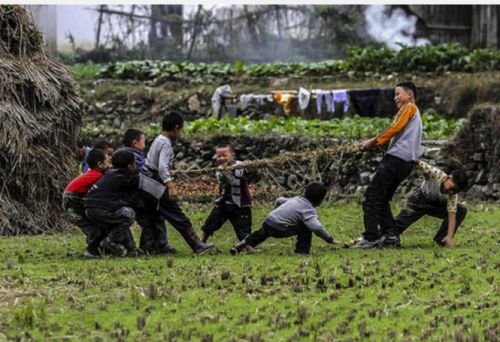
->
[331, 90, 349, 113]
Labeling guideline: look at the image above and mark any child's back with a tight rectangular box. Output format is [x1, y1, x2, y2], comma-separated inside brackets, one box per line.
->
[231, 182, 341, 255]
[265, 196, 333, 242]
[84, 167, 138, 210]
[84, 149, 139, 256]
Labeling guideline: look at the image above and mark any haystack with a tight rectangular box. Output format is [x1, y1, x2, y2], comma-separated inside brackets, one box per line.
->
[0, 5, 83, 235]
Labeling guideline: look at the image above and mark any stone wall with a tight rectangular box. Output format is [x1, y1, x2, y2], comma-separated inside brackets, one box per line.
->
[168, 136, 471, 200]
[85, 104, 499, 202]
[442, 104, 500, 200]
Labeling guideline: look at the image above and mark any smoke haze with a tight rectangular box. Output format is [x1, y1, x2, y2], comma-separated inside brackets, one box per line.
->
[364, 5, 430, 50]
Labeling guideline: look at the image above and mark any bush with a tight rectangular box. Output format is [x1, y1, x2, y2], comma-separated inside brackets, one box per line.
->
[83, 44, 500, 81]
[83, 113, 464, 141]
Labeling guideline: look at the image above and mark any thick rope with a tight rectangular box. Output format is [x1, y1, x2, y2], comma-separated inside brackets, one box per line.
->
[174, 143, 361, 176]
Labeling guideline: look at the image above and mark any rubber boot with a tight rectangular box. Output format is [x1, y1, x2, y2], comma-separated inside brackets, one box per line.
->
[180, 226, 215, 254]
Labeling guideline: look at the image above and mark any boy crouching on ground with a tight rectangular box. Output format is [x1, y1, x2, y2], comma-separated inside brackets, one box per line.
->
[84, 149, 140, 257]
[201, 143, 253, 250]
[230, 182, 342, 255]
[394, 160, 469, 248]
[63, 148, 110, 257]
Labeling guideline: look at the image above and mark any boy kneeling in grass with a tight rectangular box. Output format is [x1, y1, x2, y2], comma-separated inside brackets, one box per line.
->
[64, 148, 110, 258]
[84, 149, 140, 257]
[394, 160, 468, 248]
[230, 182, 342, 255]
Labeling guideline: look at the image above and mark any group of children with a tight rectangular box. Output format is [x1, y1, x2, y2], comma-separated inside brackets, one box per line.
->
[64, 81, 469, 257]
[67, 113, 215, 257]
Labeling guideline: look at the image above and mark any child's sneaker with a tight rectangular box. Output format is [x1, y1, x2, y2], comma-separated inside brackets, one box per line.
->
[125, 247, 140, 257]
[350, 236, 385, 249]
[230, 241, 248, 255]
[344, 238, 362, 248]
[381, 235, 401, 248]
[100, 238, 126, 256]
[194, 242, 216, 255]
[157, 244, 177, 255]
[82, 251, 100, 259]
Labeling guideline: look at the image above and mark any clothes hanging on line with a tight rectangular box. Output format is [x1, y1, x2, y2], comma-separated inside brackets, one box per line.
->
[273, 92, 296, 116]
[298, 87, 311, 110]
[331, 90, 349, 114]
[348, 89, 381, 117]
[315, 90, 333, 114]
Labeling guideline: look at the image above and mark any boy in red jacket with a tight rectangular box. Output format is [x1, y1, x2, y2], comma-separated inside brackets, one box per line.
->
[64, 149, 110, 257]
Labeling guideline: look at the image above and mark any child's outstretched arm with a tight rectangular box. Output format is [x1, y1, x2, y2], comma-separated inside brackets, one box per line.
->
[442, 212, 456, 248]
[361, 103, 417, 150]
[303, 217, 335, 244]
[442, 196, 459, 248]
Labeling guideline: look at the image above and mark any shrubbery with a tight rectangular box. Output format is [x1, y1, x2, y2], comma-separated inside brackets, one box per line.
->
[72, 44, 500, 80]
[83, 113, 464, 141]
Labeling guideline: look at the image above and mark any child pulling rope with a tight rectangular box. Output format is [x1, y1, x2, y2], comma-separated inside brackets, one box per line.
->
[173, 143, 361, 176]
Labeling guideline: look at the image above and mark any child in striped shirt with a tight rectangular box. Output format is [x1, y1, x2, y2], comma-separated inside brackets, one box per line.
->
[394, 160, 468, 248]
[201, 143, 253, 247]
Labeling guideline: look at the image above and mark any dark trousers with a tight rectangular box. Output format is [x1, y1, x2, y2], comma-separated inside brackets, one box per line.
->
[63, 194, 106, 254]
[362, 154, 415, 241]
[130, 190, 169, 252]
[244, 221, 313, 254]
[395, 189, 468, 245]
[141, 171, 203, 251]
[156, 196, 203, 251]
[136, 210, 168, 252]
[85, 207, 136, 250]
[202, 204, 252, 241]
[158, 196, 192, 233]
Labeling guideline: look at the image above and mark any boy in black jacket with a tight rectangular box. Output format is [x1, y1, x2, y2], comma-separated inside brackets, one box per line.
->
[122, 128, 176, 254]
[84, 149, 139, 257]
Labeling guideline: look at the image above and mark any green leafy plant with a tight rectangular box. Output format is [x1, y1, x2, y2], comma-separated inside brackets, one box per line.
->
[87, 113, 462, 141]
[82, 44, 500, 81]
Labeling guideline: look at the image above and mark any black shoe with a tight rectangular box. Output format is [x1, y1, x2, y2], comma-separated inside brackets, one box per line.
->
[100, 238, 126, 256]
[230, 240, 249, 255]
[382, 235, 401, 248]
[125, 247, 141, 257]
[194, 242, 216, 254]
[157, 244, 177, 255]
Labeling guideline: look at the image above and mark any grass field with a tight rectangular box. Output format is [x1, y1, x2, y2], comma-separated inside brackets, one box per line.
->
[0, 201, 498, 341]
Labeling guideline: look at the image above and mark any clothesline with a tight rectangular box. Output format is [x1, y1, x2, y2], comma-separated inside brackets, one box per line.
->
[212, 84, 395, 118]
[241, 87, 394, 117]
